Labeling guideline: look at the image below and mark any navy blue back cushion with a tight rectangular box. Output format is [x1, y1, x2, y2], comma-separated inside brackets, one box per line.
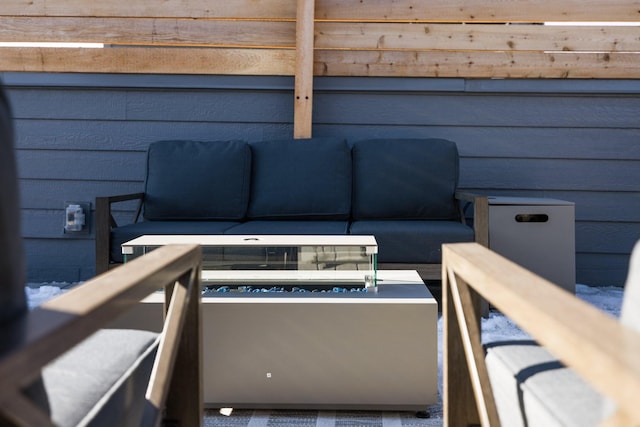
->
[247, 138, 352, 220]
[144, 140, 251, 220]
[352, 138, 460, 220]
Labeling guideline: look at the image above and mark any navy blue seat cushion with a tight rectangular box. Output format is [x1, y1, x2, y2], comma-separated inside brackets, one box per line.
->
[349, 220, 474, 263]
[247, 138, 352, 220]
[110, 220, 240, 263]
[351, 138, 460, 220]
[143, 140, 251, 220]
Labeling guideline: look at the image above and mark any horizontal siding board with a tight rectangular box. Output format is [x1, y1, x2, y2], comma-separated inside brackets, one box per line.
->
[314, 125, 640, 161]
[6, 73, 640, 95]
[16, 150, 146, 181]
[2, 73, 298, 91]
[14, 120, 294, 151]
[24, 238, 94, 283]
[8, 88, 294, 122]
[313, 92, 640, 128]
[576, 222, 640, 255]
[14, 120, 147, 151]
[19, 180, 144, 209]
[123, 90, 294, 122]
[7, 88, 128, 120]
[459, 158, 640, 191]
[576, 253, 632, 286]
[22, 210, 75, 239]
[453, 128, 640, 161]
[572, 193, 640, 223]
[464, 79, 640, 94]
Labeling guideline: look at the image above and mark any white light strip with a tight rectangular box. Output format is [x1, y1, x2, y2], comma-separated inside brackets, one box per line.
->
[545, 22, 640, 26]
[0, 42, 103, 48]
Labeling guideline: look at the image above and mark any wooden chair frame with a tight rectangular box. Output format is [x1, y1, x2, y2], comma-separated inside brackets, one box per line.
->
[0, 244, 203, 427]
[95, 192, 145, 274]
[443, 242, 640, 427]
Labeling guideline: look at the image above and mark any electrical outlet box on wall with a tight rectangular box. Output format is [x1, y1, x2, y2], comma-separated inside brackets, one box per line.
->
[63, 201, 91, 235]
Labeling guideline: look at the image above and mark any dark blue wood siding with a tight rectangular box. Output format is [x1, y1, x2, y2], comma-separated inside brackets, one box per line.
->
[3, 73, 639, 285]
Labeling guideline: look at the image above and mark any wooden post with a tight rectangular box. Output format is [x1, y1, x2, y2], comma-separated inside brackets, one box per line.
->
[473, 195, 490, 247]
[164, 266, 203, 426]
[294, 0, 315, 138]
[448, 269, 501, 426]
[443, 258, 482, 427]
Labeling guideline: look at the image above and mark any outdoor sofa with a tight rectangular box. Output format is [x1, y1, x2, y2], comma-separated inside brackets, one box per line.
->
[96, 137, 477, 278]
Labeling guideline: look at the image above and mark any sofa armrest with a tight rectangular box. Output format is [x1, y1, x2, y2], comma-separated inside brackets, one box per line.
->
[443, 242, 640, 426]
[454, 192, 489, 246]
[0, 244, 203, 426]
[95, 193, 145, 274]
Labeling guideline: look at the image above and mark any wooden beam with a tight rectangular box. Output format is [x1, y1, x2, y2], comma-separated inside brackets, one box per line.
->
[2, 46, 638, 78]
[316, 0, 640, 23]
[0, 46, 295, 75]
[0, 17, 296, 47]
[294, 0, 315, 138]
[4, 0, 640, 22]
[0, 0, 297, 19]
[314, 50, 640, 79]
[314, 23, 640, 53]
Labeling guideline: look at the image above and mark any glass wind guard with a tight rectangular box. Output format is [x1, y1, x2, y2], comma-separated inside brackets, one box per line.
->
[122, 235, 378, 288]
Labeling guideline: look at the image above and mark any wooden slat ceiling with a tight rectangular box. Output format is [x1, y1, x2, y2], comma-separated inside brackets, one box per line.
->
[0, 0, 638, 78]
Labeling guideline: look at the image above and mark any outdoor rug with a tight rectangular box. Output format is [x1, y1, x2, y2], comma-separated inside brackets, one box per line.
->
[203, 409, 441, 426]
